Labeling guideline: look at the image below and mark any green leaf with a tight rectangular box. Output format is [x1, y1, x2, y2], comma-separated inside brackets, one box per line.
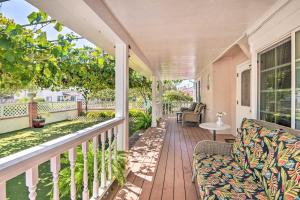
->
[4, 52, 15, 63]
[27, 12, 38, 24]
[54, 22, 63, 32]
[0, 37, 11, 49]
[44, 67, 51, 78]
[36, 32, 47, 44]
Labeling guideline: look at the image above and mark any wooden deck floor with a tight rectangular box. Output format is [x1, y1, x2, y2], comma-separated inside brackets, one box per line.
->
[113, 117, 235, 200]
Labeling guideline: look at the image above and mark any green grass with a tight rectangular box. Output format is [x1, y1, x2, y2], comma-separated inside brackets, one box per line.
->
[0, 119, 100, 200]
[0, 120, 100, 158]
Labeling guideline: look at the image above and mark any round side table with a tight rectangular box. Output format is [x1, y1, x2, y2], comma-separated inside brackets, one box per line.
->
[199, 122, 231, 141]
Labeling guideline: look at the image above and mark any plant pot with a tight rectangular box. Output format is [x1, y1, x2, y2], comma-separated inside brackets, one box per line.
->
[33, 118, 45, 128]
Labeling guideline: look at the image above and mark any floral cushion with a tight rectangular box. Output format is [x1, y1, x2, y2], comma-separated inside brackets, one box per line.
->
[193, 153, 267, 200]
[231, 119, 300, 199]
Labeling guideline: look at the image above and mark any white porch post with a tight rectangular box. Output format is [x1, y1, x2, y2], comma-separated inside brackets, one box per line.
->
[151, 76, 157, 127]
[115, 43, 129, 151]
[158, 81, 163, 118]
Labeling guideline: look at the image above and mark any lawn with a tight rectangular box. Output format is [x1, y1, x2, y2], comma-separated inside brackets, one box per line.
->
[0, 119, 101, 200]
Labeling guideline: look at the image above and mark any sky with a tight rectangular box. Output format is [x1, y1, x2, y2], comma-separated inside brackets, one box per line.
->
[0, 0, 95, 48]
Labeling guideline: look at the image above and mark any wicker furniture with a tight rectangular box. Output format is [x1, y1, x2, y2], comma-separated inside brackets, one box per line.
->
[192, 119, 300, 200]
[176, 112, 183, 123]
[182, 103, 205, 125]
[180, 102, 197, 112]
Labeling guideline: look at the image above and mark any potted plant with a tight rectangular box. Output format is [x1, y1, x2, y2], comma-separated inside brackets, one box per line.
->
[33, 115, 46, 128]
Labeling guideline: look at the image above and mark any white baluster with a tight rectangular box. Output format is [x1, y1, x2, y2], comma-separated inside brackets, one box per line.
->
[92, 136, 99, 199]
[0, 182, 6, 200]
[101, 131, 107, 188]
[26, 166, 38, 200]
[50, 156, 60, 200]
[108, 129, 112, 181]
[68, 148, 76, 200]
[82, 142, 89, 200]
[114, 126, 118, 160]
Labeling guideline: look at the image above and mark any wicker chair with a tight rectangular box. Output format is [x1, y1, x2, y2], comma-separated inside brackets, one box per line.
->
[182, 103, 205, 125]
[180, 102, 197, 112]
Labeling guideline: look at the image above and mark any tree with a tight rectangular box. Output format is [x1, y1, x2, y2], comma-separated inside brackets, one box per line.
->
[0, 11, 65, 93]
[129, 69, 152, 104]
[60, 47, 115, 111]
[163, 90, 193, 102]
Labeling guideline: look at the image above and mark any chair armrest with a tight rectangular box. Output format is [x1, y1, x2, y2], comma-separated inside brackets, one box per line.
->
[182, 111, 195, 116]
[194, 140, 232, 156]
[180, 107, 189, 112]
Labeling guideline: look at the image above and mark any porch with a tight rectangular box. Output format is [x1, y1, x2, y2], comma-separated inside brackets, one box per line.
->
[113, 117, 234, 200]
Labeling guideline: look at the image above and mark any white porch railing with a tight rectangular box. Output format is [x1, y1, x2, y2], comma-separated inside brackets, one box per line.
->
[0, 117, 124, 200]
[162, 101, 193, 115]
[83, 101, 146, 111]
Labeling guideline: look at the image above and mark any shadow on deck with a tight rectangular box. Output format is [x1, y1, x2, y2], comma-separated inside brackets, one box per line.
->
[113, 117, 235, 200]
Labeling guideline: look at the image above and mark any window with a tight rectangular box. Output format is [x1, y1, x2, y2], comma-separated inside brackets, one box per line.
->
[70, 96, 76, 101]
[57, 96, 64, 102]
[46, 96, 52, 102]
[259, 40, 291, 127]
[241, 69, 251, 106]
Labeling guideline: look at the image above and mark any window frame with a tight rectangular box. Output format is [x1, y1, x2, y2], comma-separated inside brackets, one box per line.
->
[258, 38, 292, 126]
[257, 27, 300, 129]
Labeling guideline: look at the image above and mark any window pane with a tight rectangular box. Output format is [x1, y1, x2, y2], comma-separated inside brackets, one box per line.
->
[276, 65, 291, 89]
[261, 70, 275, 90]
[276, 91, 291, 114]
[276, 41, 291, 65]
[260, 49, 275, 70]
[296, 31, 300, 60]
[260, 92, 275, 112]
[260, 112, 275, 123]
[241, 69, 250, 106]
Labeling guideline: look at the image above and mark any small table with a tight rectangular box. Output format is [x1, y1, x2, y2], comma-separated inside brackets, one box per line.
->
[176, 112, 183, 123]
[199, 122, 230, 141]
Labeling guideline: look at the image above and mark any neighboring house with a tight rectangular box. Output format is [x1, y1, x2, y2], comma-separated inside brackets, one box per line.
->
[14, 90, 83, 102]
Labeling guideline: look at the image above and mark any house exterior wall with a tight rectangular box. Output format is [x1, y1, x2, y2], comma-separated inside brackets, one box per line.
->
[199, 47, 248, 135]
[198, 0, 300, 135]
[249, 0, 300, 121]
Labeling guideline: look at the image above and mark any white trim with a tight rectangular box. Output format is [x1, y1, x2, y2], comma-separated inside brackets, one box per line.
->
[291, 31, 296, 128]
[246, 0, 291, 36]
[115, 43, 129, 151]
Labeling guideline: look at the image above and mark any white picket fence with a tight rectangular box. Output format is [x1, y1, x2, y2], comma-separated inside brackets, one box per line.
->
[38, 102, 77, 113]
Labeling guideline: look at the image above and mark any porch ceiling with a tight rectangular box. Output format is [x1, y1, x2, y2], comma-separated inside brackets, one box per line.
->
[27, 0, 277, 80]
[104, 0, 277, 80]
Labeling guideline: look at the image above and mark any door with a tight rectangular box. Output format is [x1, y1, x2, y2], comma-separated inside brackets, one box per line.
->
[236, 61, 252, 133]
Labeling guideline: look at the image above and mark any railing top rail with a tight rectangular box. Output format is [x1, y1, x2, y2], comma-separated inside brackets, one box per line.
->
[0, 117, 124, 181]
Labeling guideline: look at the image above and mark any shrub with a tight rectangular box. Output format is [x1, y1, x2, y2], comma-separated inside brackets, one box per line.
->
[86, 110, 151, 136]
[55, 144, 125, 199]
[87, 110, 115, 120]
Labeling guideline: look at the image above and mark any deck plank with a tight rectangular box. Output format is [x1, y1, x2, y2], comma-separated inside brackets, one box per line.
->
[162, 119, 175, 200]
[148, 119, 171, 200]
[114, 117, 235, 200]
[173, 120, 186, 200]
